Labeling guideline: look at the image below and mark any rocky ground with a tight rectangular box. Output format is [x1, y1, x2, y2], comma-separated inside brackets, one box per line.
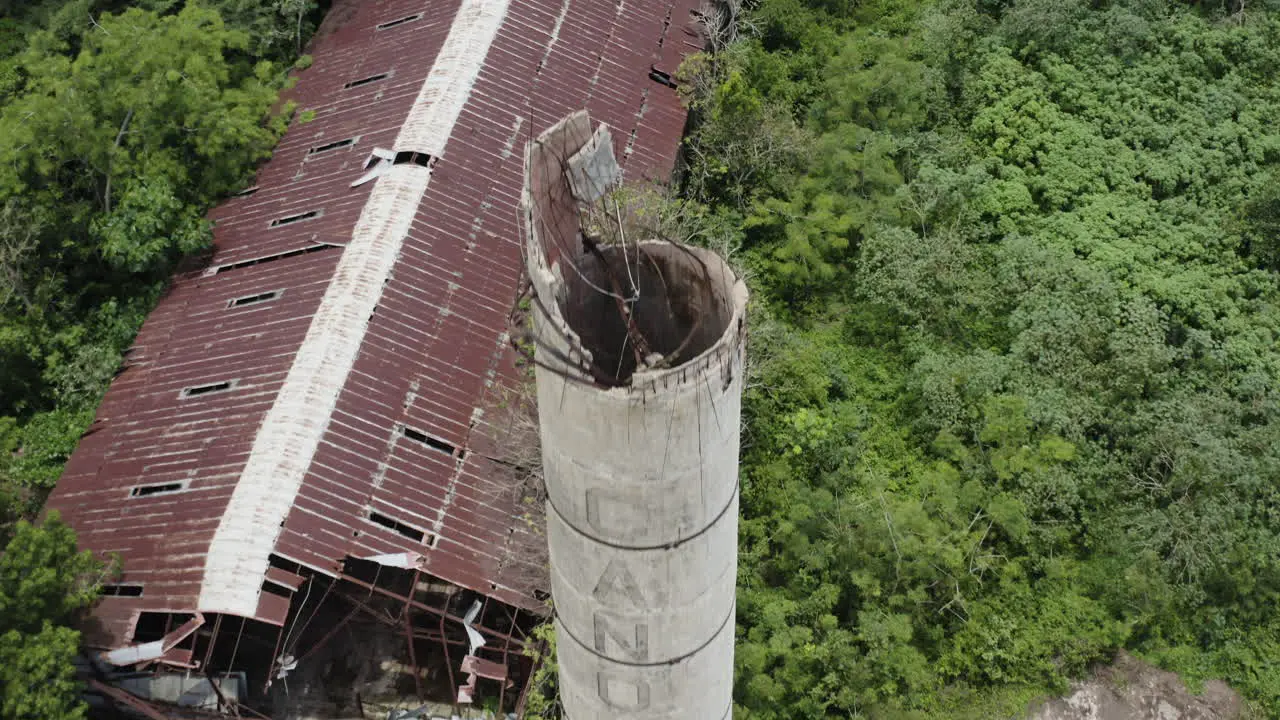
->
[1028, 653, 1244, 720]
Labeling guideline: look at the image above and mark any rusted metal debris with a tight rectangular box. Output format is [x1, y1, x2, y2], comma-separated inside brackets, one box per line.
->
[90, 680, 173, 720]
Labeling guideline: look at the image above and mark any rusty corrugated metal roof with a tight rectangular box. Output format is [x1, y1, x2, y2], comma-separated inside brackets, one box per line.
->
[46, 0, 703, 648]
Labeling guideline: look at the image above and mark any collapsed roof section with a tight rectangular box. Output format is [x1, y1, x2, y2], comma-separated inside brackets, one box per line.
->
[46, 0, 706, 662]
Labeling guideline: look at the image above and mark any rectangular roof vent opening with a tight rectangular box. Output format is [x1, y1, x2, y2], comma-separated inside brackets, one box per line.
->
[227, 290, 283, 309]
[393, 151, 432, 168]
[649, 68, 678, 89]
[402, 427, 459, 457]
[179, 380, 237, 399]
[130, 481, 187, 498]
[368, 511, 435, 545]
[102, 584, 144, 597]
[270, 210, 321, 228]
[376, 14, 420, 30]
[306, 138, 356, 157]
[211, 243, 339, 275]
[344, 73, 390, 89]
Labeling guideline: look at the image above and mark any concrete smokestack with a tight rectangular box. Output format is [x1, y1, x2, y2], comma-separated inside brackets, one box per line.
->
[520, 112, 746, 720]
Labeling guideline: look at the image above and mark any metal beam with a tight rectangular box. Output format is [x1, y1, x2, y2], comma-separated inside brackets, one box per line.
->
[205, 669, 231, 714]
[334, 588, 472, 647]
[439, 614, 460, 717]
[514, 637, 548, 718]
[200, 613, 223, 671]
[404, 569, 425, 702]
[294, 603, 362, 666]
[498, 607, 517, 711]
[88, 679, 172, 720]
[336, 572, 527, 649]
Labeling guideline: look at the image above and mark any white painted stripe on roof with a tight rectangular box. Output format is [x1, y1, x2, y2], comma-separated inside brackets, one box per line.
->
[198, 0, 512, 617]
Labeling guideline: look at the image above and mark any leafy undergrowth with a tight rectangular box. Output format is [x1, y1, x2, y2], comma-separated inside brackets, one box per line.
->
[676, 0, 1280, 716]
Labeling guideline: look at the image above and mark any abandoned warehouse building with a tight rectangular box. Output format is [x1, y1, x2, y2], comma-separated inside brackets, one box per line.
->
[42, 0, 708, 716]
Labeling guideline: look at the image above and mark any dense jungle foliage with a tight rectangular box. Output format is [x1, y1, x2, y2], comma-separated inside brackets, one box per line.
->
[2, 0, 1279, 717]
[674, 0, 1280, 716]
[0, 1, 320, 714]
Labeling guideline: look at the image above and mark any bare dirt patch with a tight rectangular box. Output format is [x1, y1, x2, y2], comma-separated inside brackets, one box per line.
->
[1029, 652, 1242, 720]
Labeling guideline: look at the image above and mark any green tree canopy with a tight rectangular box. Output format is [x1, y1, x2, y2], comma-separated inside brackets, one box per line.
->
[681, 0, 1280, 716]
[0, 512, 104, 720]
